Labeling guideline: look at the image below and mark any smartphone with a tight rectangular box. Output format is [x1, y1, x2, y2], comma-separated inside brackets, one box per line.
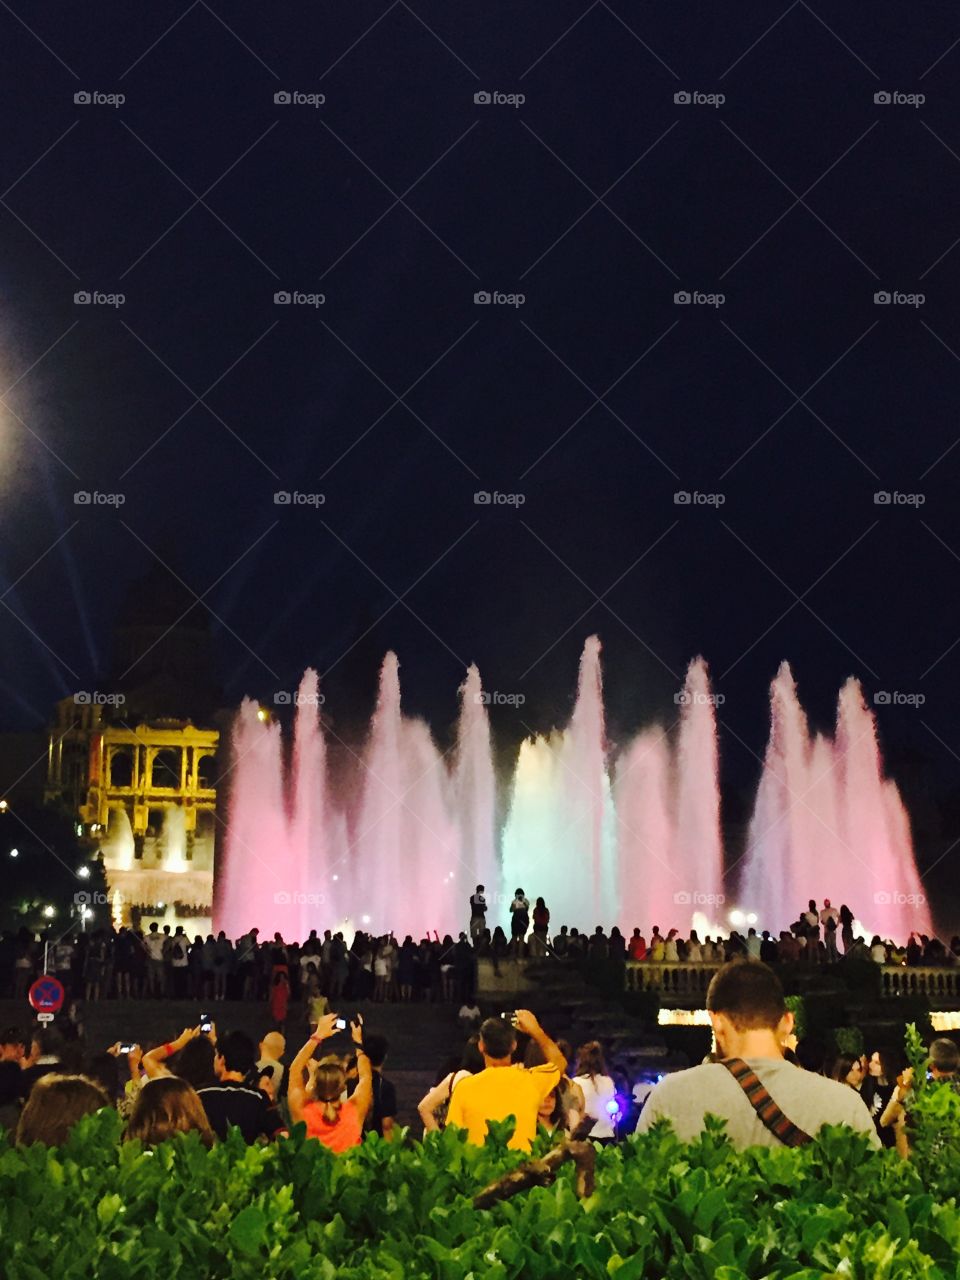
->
[199, 1013, 213, 1034]
[335, 1017, 347, 1031]
[119, 1042, 138, 1054]
[500, 1011, 516, 1023]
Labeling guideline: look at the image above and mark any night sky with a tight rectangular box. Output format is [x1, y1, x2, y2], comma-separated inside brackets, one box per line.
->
[2, 3, 960, 889]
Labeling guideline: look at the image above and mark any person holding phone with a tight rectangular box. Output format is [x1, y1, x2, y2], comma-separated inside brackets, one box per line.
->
[445, 1010, 566, 1151]
[288, 1013, 373, 1152]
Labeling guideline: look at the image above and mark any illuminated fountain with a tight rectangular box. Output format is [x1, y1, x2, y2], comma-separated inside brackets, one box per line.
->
[738, 664, 933, 939]
[615, 658, 725, 934]
[215, 642, 933, 942]
[501, 636, 617, 929]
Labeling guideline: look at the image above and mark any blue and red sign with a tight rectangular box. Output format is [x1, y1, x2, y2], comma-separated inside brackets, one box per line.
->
[28, 976, 65, 1015]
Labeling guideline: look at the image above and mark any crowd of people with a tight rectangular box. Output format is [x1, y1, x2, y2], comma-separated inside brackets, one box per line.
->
[0, 892, 953, 1019]
[1, 959, 956, 1160]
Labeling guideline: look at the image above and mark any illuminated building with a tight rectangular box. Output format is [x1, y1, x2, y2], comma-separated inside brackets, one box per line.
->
[43, 565, 227, 930]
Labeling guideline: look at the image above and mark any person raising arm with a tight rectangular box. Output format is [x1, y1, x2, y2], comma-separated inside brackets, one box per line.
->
[446, 1009, 566, 1151]
[288, 1013, 373, 1152]
[141, 1026, 203, 1079]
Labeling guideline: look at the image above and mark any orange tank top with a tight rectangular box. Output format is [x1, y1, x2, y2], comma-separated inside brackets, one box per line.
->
[302, 1098, 362, 1152]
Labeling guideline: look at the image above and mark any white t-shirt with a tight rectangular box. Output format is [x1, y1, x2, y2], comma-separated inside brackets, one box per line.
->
[573, 1073, 618, 1139]
[820, 906, 840, 927]
[144, 934, 165, 962]
[870, 944, 887, 963]
[686, 942, 702, 963]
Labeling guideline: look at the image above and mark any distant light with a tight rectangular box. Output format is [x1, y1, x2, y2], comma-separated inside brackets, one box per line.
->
[746, 912, 758, 926]
[78, 865, 91, 879]
[157, 901, 165, 909]
[9, 848, 18, 858]
[361, 914, 370, 924]
[42, 906, 55, 919]
[728, 909, 745, 927]
[658, 1009, 712, 1026]
[332, 874, 338, 882]
[256, 708, 268, 722]
[0, 799, 8, 811]
[80, 905, 92, 920]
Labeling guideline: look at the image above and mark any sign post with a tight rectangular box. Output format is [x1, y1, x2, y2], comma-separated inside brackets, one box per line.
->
[28, 975, 65, 1025]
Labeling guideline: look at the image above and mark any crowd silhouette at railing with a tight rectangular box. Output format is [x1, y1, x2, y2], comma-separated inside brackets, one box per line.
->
[0, 892, 953, 1009]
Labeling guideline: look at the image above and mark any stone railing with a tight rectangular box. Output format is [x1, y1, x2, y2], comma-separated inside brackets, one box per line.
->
[628, 961, 721, 999]
[880, 965, 960, 1004]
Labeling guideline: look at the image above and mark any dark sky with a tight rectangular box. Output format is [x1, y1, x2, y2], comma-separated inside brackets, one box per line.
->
[2, 2, 960, 865]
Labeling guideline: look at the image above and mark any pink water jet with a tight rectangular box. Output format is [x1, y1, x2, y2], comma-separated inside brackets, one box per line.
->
[739, 666, 933, 939]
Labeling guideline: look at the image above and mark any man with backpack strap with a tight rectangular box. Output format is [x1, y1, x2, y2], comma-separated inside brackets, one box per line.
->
[636, 960, 879, 1149]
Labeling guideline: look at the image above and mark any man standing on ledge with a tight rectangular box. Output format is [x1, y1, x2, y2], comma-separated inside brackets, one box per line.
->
[636, 961, 879, 1149]
[446, 1010, 565, 1150]
[469, 884, 487, 943]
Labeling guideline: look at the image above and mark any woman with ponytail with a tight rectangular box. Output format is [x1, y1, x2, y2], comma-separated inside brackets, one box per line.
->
[288, 1012, 373, 1152]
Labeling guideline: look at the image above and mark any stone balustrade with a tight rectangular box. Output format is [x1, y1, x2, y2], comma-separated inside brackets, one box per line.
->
[880, 964, 960, 1003]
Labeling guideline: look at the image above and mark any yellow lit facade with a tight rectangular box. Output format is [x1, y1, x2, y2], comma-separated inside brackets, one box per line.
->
[45, 697, 218, 928]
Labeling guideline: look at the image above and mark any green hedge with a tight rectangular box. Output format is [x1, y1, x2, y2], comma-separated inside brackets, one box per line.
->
[3, 1104, 960, 1279]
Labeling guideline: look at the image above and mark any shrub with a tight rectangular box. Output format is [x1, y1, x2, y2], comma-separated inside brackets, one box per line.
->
[3, 1102, 960, 1278]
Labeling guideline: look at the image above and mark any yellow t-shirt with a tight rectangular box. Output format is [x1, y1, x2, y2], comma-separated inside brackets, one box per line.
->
[446, 1063, 560, 1150]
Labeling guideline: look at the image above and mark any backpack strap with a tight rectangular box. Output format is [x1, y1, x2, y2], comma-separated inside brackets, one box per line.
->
[721, 1058, 813, 1147]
